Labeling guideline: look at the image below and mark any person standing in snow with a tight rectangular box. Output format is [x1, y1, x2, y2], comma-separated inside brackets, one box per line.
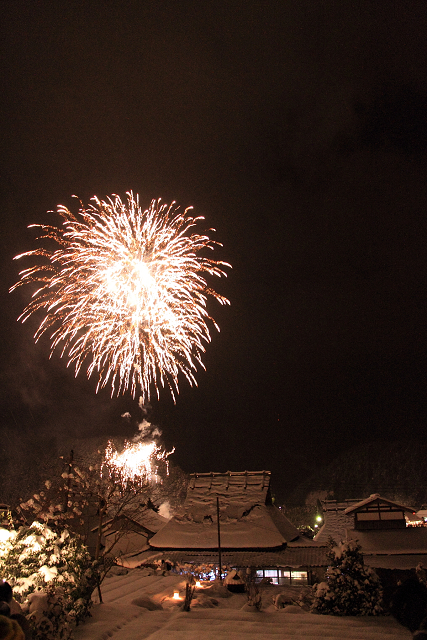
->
[0, 581, 22, 617]
[0, 615, 25, 640]
[391, 578, 427, 638]
[413, 618, 427, 639]
[0, 581, 31, 640]
[417, 563, 427, 586]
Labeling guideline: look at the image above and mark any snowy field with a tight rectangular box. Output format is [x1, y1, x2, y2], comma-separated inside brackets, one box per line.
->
[73, 570, 411, 640]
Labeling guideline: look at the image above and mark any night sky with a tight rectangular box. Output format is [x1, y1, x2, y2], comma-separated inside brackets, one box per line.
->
[2, 1, 427, 501]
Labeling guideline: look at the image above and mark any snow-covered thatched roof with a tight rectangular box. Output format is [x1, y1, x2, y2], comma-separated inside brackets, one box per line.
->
[149, 504, 300, 549]
[184, 471, 271, 516]
[149, 470, 300, 550]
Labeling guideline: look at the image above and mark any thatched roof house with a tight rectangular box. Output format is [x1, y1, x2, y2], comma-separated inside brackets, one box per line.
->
[131, 471, 327, 585]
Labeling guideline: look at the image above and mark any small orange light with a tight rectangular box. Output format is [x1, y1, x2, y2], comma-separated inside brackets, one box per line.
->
[195, 581, 201, 588]
[173, 591, 180, 599]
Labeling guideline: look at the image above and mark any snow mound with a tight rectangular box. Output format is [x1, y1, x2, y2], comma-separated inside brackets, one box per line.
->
[281, 605, 306, 614]
[130, 595, 163, 610]
[191, 594, 218, 609]
[202, 583, 232, 598]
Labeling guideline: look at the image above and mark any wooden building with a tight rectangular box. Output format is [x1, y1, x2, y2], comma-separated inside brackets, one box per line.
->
[315, 494, 427, 575]
[344, 494, 416, 530]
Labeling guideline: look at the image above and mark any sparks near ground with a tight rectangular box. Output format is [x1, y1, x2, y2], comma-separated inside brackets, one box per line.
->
[10, 193, 231, 401]
[104, 439, 174, 484]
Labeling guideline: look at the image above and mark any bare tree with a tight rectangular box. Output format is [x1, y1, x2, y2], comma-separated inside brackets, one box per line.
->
[19, 449, 151, 602]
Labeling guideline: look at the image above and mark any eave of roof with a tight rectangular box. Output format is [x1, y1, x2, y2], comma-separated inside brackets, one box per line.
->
[364, 554, 427, 570]
[346, 527, 427, 554]
[119, 546, 329, 569]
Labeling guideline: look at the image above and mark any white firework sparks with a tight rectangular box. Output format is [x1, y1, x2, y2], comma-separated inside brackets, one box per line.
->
[10, 192, 231, 401]
[104, 439, 174, 484]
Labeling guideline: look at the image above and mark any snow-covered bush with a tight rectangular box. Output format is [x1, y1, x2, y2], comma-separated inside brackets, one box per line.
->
[19, 452, 152, 585]
[311, 538, 383, 616]
[0, 522, 98, 639]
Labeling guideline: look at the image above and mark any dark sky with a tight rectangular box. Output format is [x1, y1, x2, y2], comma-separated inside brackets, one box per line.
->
[2, 1, 427, 502]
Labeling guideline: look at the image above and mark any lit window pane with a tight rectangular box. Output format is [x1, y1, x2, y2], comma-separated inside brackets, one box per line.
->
[279, 570, 291, 578]
[291, 571, 308, 584]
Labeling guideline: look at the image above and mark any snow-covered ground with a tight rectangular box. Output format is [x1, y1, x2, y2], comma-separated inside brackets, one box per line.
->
[73, 570, 411, 640]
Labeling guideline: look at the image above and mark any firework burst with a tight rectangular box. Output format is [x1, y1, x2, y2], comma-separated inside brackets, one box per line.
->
[11, 192, 230, 401]
[104, 439, 174, 484]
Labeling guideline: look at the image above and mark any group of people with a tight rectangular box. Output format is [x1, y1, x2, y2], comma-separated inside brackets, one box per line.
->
[0, 581, 31, 640]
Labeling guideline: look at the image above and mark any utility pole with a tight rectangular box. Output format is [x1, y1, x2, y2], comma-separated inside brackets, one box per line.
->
[217, 496, 222, 583]
[63, 449, 74, 514]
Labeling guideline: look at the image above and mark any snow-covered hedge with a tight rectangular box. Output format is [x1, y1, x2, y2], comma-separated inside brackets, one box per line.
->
[0, 522, 98, 639]
[311, 539, 383, 616]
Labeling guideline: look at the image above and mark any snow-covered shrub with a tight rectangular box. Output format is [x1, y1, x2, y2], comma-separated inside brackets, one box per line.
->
[19, 452, 152, 592]
[27, 584, 73, 639]
[0, 522, 98, 639]
[311, 538, 383, 616]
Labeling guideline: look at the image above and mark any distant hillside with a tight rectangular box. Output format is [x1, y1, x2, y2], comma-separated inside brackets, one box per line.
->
[287, 439, 427, 508]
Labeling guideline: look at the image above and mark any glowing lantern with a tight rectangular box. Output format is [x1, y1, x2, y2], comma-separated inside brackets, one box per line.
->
[173, 591, 180, 600]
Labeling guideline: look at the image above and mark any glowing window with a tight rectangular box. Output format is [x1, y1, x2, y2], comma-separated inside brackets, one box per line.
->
[291, 571, 307, 582]
[255, 569, 308, 586]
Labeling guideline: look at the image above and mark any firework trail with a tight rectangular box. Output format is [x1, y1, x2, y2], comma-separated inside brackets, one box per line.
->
[11, 193, 230, 401]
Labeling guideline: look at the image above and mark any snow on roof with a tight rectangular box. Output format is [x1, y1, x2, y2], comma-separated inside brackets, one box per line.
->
[344, 494, 416, 515]
[266, 505, 300, 543]
[104, 530, 150, 558]
[313, 500, 358, 545]
[149, 504, 299, 549]
[132, 507, 168, 533]
[149, 471, 300, 550]
[314, 496, 423, 544]
[364, 554, 427, 571]
[346, 527, 427, 555]
[98, 507, 168, 535]
[185, 471, 271, 519]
